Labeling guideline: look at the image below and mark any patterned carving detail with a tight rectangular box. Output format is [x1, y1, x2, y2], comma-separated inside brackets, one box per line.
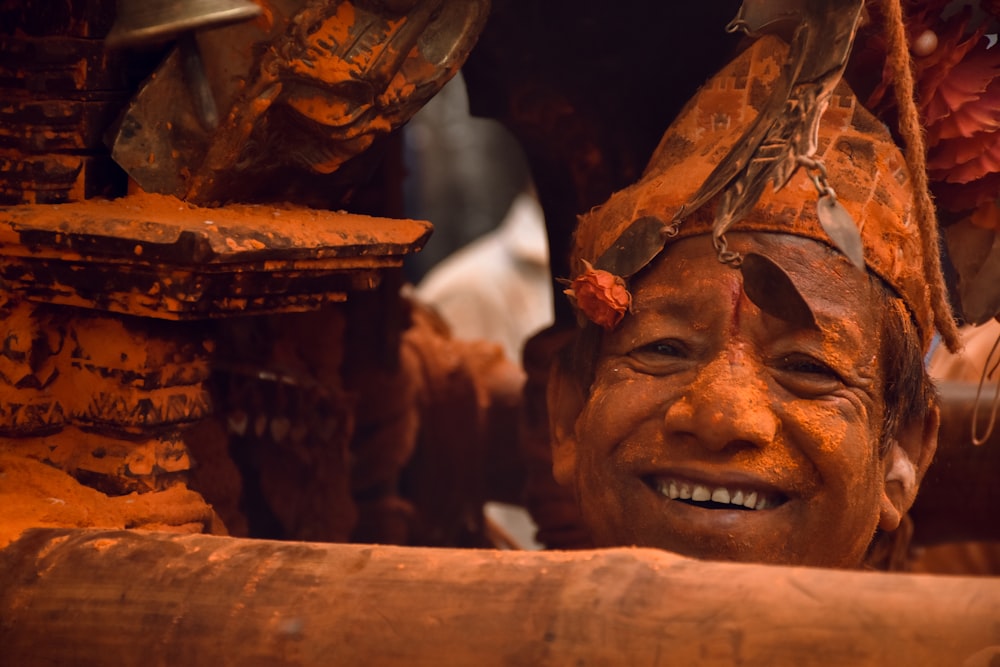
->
[0, 300, 214, 433]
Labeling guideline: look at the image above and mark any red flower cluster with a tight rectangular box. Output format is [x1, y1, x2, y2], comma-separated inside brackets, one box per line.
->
[564, 260, 632, 330]
[915, 5, 1000, 228]
[864, 2, 1000, 228]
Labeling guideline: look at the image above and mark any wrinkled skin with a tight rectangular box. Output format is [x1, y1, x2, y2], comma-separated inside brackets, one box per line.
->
[551, 233, 937, 568]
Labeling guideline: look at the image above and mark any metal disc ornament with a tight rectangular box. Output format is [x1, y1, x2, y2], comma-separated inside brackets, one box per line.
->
[740, 252, 818, 329]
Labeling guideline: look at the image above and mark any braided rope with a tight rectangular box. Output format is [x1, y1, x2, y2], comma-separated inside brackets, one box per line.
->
[881, 0, 962, 353]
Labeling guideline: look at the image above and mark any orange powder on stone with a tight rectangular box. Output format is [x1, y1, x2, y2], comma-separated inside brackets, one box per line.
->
[0, 453, 218, 549]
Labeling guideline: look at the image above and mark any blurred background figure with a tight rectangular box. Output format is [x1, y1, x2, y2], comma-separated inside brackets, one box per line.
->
[413, 185, 550, 548]
[402, 72, 552, 550]
[415, 187, 552, 365]
[403, 75, 535, 284]
[404, 71, 553, 367]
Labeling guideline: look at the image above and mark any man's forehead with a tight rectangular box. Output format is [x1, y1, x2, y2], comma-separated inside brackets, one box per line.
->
[621, 233, 881, 342]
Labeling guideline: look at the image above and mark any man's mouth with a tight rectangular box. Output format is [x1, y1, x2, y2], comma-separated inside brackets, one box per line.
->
[651, 478, 787, 511]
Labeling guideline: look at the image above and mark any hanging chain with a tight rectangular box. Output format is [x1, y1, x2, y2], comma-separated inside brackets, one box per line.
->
[714, 233, 743, 268]
[663, 220, 681, 238]
[797, 154, 837, 200]
[710, 155, 837, 270]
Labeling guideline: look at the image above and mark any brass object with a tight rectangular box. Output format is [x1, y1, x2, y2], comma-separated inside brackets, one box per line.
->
[104, 0, 262, 48]
[105, 0, 263, 130]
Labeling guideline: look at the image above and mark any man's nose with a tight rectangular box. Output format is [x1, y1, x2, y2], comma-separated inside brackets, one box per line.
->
[661, 351, 779, 452]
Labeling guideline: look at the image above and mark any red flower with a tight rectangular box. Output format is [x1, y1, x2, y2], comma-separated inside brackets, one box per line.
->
[564, 260, 632, 330]
[919, 7, 1000, 221]
[861, 3, 1000, 225]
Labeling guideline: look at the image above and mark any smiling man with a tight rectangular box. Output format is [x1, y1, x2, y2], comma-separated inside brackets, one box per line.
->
[547, 35, 945, 569]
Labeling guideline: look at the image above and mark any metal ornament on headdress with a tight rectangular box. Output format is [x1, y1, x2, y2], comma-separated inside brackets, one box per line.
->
[575, 6, 945, 350]
[675, 0, 868, 270]
[595, 215, 678, 278]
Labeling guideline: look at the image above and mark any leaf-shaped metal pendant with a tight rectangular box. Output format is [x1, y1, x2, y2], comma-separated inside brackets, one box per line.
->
[740, 252, 818, 329]
[726, 0, 802, 36]
[595, 216, 672, 278]
[817, 194, 864, 269]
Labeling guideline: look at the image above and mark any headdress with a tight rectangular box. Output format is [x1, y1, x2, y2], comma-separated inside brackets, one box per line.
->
[564, 31, 954, 353]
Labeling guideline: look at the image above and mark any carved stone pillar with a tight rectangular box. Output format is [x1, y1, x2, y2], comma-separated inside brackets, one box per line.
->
[0, 299, 212, 492]
[0, 193, 430, 547]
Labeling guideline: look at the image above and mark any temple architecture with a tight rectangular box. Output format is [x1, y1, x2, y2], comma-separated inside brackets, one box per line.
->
[0, 1, 997, 664]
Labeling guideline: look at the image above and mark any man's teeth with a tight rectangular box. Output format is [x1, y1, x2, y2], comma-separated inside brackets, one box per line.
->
[657, 480, 773, 510]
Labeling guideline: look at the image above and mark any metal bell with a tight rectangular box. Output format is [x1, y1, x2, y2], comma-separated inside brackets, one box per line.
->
[105, 0, 262, 49]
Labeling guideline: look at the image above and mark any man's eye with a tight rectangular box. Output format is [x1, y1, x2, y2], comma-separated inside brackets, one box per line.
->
[636, 340, 686, 357]
[775, 354, 844, 391]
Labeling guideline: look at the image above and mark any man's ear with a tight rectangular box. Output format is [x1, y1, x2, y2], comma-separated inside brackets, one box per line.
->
[547, 358, 586, 487]
[879, 402, 940, 531]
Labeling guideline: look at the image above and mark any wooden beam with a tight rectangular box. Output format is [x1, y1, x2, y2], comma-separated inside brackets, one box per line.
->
[912, 380, 1000, 545]
[1, 528, 997, 666]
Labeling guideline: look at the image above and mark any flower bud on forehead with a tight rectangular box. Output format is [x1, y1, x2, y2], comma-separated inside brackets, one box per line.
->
[569, 36, 934, 350]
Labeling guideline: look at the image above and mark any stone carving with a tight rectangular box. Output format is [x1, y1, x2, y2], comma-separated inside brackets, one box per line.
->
[110, 0, 491, 206]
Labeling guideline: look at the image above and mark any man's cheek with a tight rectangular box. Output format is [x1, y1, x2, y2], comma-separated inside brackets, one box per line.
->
[784, 400, 864, 457]
[578, 383, 651, 451]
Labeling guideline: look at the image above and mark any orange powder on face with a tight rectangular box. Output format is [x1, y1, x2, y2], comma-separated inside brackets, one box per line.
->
[784, 401, 853, 457]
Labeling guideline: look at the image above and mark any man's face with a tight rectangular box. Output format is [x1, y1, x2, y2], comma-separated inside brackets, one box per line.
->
[553, 232, 900, 567]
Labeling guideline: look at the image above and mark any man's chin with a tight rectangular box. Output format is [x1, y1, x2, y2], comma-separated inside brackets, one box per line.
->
[644, 536, 778, 565]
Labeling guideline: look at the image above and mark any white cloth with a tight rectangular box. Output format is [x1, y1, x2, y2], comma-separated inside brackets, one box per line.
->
[415, 192, 553, 363]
